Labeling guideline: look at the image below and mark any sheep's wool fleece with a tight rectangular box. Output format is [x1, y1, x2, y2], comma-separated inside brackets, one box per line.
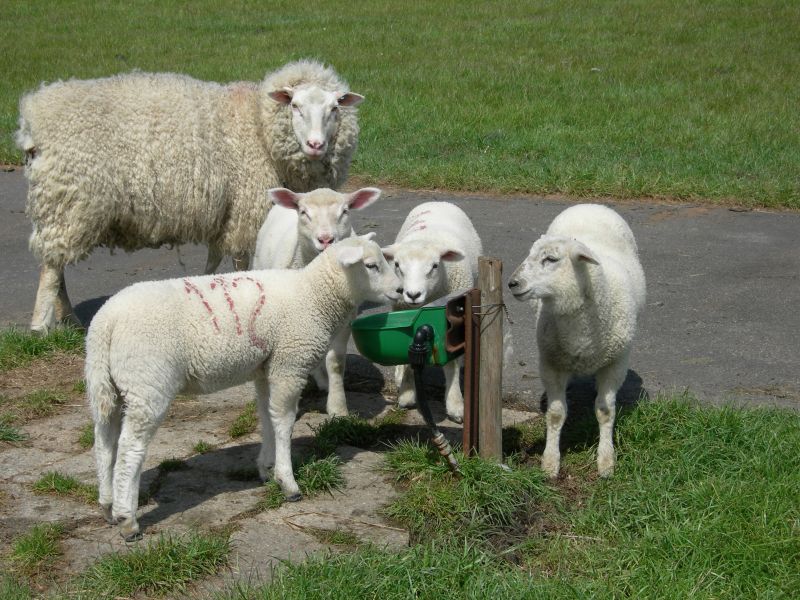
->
[16, 60, 359, 266]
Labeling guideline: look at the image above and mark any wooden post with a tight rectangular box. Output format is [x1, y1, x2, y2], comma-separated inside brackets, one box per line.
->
[478, 257, 503, 461]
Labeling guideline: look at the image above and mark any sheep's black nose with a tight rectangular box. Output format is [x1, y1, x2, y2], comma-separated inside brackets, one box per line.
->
[406, 291, 421, 301]
[508, 279, 519, 289]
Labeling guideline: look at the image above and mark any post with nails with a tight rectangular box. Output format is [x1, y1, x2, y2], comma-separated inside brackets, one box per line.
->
[477, 256, 504, 461]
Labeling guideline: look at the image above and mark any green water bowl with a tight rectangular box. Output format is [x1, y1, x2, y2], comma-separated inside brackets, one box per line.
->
[351, 304, 460, 366]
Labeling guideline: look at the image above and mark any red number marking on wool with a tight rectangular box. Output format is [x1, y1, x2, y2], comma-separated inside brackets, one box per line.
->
[232, 276, 268, 351]
[213, 276, 242, 335]
[184, 279, 220, 332]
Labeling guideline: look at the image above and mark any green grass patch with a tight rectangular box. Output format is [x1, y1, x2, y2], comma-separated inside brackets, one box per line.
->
[0, 415, 27, 443]
[310, 411, 407, 457]
[8, 522, 64, 576]
[72, 379, 86, 394]
[67, 531, 230, 599]
[304, 528, 362, 548]
[257, 455, 345, 511]
[32, 472, 98, 504]
[0, 327, 84, 371]
[193, 440, 214, 454]
[228, 392, 800, 598]
[77, 423, 94, 449]
[0, 575, 32, 600]
[384, 441, 554, 543]
[2, 1, 799, 206]
[228, 401, 258, 439]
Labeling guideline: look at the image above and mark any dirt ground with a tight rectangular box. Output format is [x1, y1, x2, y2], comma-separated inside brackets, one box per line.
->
[0, 356, 536, 595]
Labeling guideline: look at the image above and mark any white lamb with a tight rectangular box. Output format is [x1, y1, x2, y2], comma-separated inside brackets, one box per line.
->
[381, 202, 483, 423]
[85, 235, 401, 541]
[252, 186, 383, 416]
[507, 204, 646, 478]
[15, 59, 364, 334]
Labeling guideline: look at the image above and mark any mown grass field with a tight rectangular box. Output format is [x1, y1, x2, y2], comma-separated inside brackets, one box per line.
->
[1, 0, 798, 207]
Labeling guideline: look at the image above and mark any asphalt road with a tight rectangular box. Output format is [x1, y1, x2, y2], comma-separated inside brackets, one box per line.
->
[2, 168, 798, 409]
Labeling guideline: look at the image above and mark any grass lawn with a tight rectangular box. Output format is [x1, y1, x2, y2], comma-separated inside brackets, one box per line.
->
[1, 1, 798, 207]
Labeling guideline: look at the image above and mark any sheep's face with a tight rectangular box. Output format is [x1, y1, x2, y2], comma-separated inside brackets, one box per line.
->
[268, 187, 381, 253]
[268, 85, 364, 160]
[508, 235, 599, 304]
[335, 237, 403, 305]
[381, 241, 464, 306]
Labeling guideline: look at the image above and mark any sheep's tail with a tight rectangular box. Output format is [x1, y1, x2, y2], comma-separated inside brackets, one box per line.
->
[84, 313, 119, 424]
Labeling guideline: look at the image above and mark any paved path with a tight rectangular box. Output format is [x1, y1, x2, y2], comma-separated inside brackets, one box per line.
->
[2, 169, 798, 409]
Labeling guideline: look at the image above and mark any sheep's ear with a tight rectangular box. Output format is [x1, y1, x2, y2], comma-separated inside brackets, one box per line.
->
[268, 188, 301, 210]
[440, 249, 465, 262]
[347, 188, 381, 210]
[381, 245, 397, 261]
[569, 241, 600, 265]
[268, 87, 294, 105]
[336, 245, 365, 267]
[337, 92, 364, 107]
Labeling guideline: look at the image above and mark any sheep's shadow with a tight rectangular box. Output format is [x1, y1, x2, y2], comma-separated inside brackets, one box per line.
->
[74, 296, 109, 329]
[136, 376, 461, 536]
[520, 369, 649, 457]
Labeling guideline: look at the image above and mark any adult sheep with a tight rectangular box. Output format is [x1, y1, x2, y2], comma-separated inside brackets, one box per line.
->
[252, 186, 383, 417]
[507, 204, 646, 478]
[381, 201, 484, 424]
[86, 235, 401, 541]
[15, 59, 364, 333]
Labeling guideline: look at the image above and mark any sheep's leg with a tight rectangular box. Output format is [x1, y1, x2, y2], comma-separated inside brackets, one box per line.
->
[594, 357, 628, 478]
[267, 374, 306, 500]
[324, 324, 351, 417]
[443, 359, 464, 424]
[396, 365, 416, 408]
[254, 373, 275, 480]
[540, 366, 569, 478]
[204, 245, 224, 274]
[112, 391, 171, 541]
[94, 402, 123, 524]
[31, 264, 64, 333]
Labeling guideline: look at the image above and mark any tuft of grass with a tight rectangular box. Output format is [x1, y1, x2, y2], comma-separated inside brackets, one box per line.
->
[8, 522, 65, 575]
[77, 423, 94, 449]
[72, 379, 87, 394]
[32, 472, 98, 504]
[68, 531, 230, 599]
[310, 411, 407, 457]
[10, 389, 68, 421]
[384, 440, 553, 542]
[228, 401, 258, 439]
[193, 440, 214, 454]
[0, 415, 27, 443]
[256, 455, 345, 511]
[304, 527, 362, 548]
[0, 575, 33, 600]
[0, 327, 84, 371]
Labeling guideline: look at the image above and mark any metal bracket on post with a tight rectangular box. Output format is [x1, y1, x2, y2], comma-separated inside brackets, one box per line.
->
[408, 325, 460, 473]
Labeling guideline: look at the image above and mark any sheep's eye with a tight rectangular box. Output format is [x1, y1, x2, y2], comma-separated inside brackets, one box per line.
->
[331, 105, 338, 112]
[428, 263, 438, 275]
[542, 256, 559, 265]
[365, 263, 379, 271]
[299, 210, 309, 219]
[394, 262, 403, 276]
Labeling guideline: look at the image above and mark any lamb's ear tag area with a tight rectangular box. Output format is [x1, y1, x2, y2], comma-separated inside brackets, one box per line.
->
[570, 241, 600, 265]
[268, 188, 301, 210]
[347, 187, 381, 210]
[337, 245, 365, 267]
[440, 249, 464, 262]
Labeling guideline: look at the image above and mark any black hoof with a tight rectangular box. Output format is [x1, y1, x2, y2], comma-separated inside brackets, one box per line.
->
[285, 492, 303, 502]
[448, 415, 464, 424]
[123, 531, 143, 543]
